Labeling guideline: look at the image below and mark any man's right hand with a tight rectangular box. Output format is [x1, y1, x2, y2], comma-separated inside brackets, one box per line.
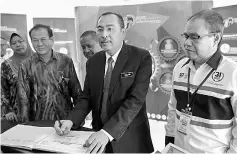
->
[54, 120, 73, 135]
[5, 112, 18, 121]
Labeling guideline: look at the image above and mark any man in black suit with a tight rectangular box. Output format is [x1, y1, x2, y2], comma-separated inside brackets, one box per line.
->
[54, 12, 154, 153]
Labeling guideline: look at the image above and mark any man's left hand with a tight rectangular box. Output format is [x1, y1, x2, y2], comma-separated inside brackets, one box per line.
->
[84, 130, 109, 153]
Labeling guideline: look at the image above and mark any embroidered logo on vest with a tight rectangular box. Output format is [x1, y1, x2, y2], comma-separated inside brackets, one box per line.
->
[212, 71, 224, 82]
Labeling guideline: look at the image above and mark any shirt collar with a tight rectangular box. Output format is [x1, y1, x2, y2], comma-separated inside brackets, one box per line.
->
[52, 50, 59, 60]
[182, 50, 222, 70]
[205, 50, 222, 70]
[105, 42, 123, 63]
[36, 49, 59, 62]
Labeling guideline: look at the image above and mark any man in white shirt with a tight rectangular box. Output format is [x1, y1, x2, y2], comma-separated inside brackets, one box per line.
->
[54, 12, 154, 153]
[165, 9, 237, 153]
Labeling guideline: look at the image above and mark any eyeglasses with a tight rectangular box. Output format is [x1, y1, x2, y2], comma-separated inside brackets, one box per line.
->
[32, 38, 50, 44]
[181, 32, 216, 41]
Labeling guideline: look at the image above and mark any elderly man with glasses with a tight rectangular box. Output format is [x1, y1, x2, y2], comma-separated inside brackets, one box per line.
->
[17, 24, 83, 124]
[165, 9, 237, 153]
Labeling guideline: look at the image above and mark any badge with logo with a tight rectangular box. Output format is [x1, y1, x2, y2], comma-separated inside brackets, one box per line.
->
[212, 71, 224, 82]
[121, 72, 134, 78]
[179, 73, 187, 79]
[177, 112, 191, 135]
[179, 73, 184, 78]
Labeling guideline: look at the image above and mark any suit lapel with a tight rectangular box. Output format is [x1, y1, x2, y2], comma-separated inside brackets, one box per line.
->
[108, 43, 128, 98]
[95, 51, 106, 109]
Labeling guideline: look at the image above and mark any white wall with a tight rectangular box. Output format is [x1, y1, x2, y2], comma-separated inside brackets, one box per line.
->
[213, 0, 237, 8]
[0, 0, 171, 18]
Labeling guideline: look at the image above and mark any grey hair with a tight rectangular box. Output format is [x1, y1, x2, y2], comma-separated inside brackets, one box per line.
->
[188, 9, 224, 34]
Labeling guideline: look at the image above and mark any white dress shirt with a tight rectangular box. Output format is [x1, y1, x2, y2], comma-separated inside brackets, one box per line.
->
[101, 43, 123, 141]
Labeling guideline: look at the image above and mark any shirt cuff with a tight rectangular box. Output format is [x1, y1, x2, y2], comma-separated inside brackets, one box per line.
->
[101, 129, 114, 141]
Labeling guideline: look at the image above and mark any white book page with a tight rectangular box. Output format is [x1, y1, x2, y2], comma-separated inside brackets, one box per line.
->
[0, 124, 54, 150]
[161, 143, 189, 153]
[35, 131, 94, 153]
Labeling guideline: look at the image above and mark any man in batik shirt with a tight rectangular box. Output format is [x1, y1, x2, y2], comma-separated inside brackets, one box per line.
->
[17, 24, 82, 122]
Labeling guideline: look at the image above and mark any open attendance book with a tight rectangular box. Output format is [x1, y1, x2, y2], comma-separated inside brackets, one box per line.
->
[0, 124, 94, 153]
[161, 143, 189, 153]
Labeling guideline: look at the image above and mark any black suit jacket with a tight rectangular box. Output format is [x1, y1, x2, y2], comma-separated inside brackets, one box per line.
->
[68, 42, 154, 153]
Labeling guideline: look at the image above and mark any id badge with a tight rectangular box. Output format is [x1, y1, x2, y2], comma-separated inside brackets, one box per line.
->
[177, 113, 191, 135]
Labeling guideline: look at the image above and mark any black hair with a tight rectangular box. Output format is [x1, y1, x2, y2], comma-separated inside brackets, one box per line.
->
[29, 24, 53, 39]
[80, 30, 98, 42]
[97, 12, 125, 29]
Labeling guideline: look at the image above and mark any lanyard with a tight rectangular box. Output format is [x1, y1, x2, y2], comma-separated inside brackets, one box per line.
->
[187, 68, 215, 112]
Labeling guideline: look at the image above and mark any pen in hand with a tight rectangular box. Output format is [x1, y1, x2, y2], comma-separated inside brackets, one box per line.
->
[56, 113, 65, 135]
[56, 113, 62, 128]
[53, 105, 63, 134]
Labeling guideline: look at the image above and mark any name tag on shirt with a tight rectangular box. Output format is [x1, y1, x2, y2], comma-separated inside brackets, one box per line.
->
[177, 113, 191, 135]
[121, 72, 134, 78]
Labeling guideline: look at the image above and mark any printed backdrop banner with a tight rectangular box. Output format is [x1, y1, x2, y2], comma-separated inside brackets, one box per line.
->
[213, 5, 237, 62]
[75, 1, 212, 121]
[1, 13, 27, 43]
[33, 18, 81, 82]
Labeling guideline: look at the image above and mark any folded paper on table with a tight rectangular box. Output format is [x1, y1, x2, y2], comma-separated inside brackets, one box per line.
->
[0, 124, 94, 153]
[161, 143, 189, 153]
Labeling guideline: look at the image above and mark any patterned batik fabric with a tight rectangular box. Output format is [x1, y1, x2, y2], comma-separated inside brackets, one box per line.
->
[17, 51, 83, 122]
[1, 60, 18, 116]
